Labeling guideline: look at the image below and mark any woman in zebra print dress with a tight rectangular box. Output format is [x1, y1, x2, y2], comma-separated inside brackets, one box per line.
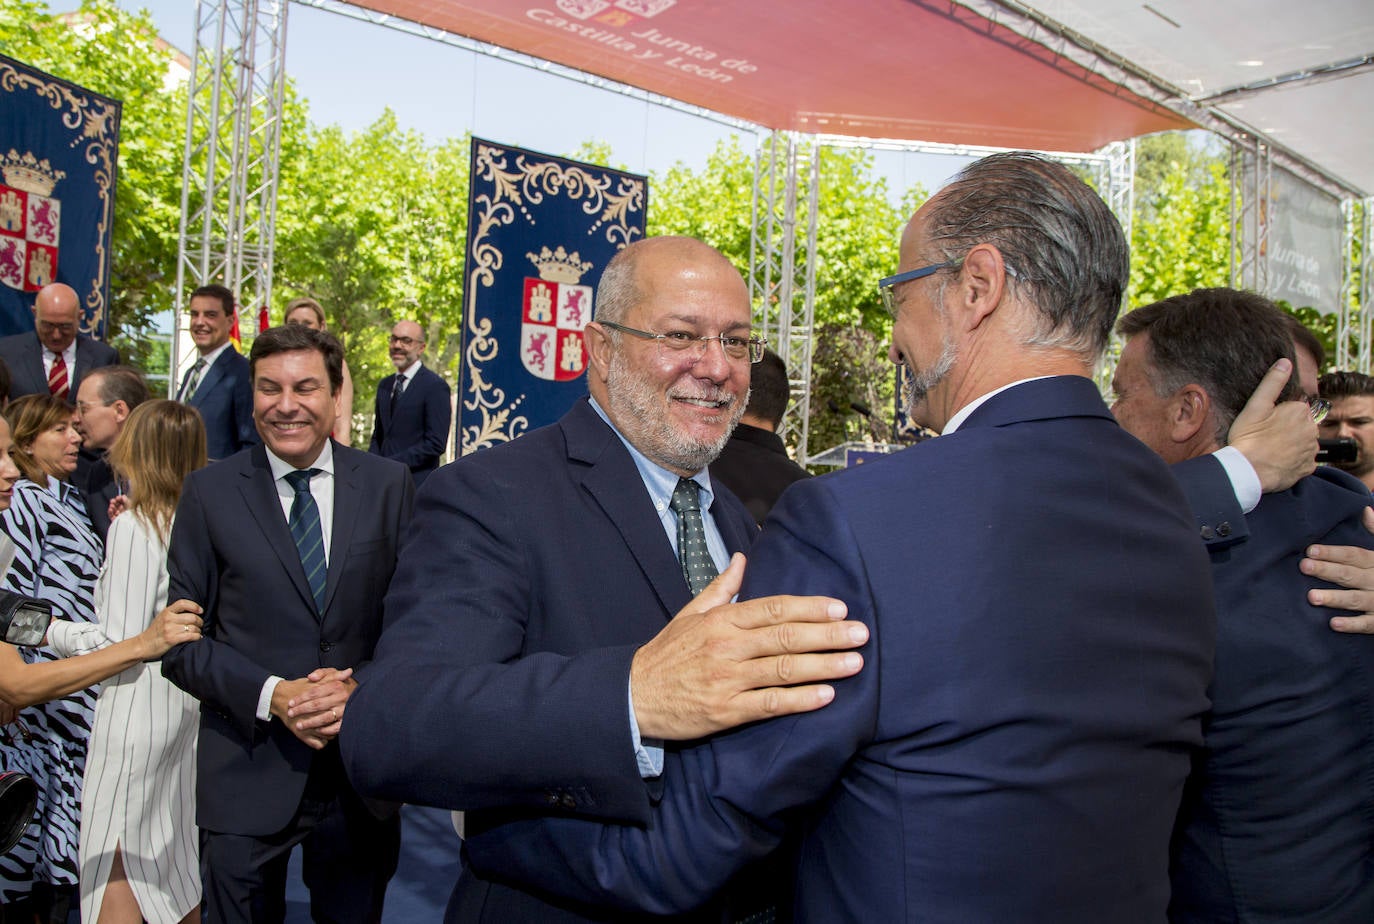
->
[0, 395, 110, 919]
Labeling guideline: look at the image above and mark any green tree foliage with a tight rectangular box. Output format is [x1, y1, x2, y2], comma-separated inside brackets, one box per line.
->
[273, 112, 470, 422]
[0, 0, 188, 369]
[1128, 132, 1231, 309]
[648, 138, 918, 457]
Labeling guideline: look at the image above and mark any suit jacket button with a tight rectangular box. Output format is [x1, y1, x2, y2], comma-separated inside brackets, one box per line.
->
[1217, 522, 1232, 537]
[561, 793, 577, 809]
[319, 641, 333, 653]
[1199, 525, 1215, 540]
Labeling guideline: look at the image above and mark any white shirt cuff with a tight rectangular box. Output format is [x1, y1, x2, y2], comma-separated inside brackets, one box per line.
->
[1214, 446, 1262, 514]
[258, 675, 284, 722]
[46, 621, 111, 658]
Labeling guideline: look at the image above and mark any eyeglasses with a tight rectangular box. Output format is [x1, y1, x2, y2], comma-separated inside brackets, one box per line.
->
[1308, 396, 1331, 424]
[36, 321, 75, 334]
[388, 335, 421, 347]
[878, 259, 1021, 315]
[74, 400, 114, 415]
[598, 321, 767, 363]
[877, 262, 958, 316]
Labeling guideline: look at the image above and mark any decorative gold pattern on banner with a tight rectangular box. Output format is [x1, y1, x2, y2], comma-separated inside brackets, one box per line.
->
[462, 143, 645, 453]
[0, 61, 118, 333]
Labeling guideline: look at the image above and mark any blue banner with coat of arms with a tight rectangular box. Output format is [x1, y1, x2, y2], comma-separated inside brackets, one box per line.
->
[459, 138, 646, 453]
[0, 54, 120, 337]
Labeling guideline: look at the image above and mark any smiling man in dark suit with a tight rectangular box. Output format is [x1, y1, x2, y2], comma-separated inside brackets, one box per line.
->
[0, 282, 118, 403]
[343, 236, 867, 923]
[177, 283, 257, 461]
[369, 319, 450, 487]
[461, 154, 1219, 922]
[163, 324, 412, 924]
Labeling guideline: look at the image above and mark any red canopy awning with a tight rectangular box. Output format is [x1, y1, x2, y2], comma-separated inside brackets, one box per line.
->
[350, 0, 1191, 152]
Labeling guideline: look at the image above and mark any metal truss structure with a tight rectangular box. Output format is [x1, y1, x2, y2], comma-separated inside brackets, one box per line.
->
[171, 0, 290, 389]
[750, 132, 820, 457]
[1339, 199, 1374, 372]
[1229, 138, 1272, 300]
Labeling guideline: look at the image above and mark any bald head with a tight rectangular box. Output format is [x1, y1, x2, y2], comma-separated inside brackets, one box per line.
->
[33, 283, 80, 353]
[594, 236, 747, 328]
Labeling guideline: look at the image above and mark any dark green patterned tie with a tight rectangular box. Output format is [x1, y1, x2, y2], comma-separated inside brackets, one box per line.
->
[285, 469, 326, 612]
[669, 477, 718, 596]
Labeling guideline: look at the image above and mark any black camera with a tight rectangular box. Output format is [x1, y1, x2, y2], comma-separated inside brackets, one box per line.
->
[0, 590, 52, 647]
[1317, 437, 1358, 465]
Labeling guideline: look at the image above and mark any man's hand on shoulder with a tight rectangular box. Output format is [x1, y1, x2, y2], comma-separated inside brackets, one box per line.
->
[630, 554, 867, 741]
[1303, 506, 1374, 634]
[1227, 358, 1317, 493]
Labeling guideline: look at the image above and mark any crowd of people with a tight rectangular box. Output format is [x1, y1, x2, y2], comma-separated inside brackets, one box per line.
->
[0, 150, 1371, 924]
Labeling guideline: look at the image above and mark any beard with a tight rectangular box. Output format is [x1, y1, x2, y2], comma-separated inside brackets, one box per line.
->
[605, 350, 743, 474]
[901, 331, 958, 415]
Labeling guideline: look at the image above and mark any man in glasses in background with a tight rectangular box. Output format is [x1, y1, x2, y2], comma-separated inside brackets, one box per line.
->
[342, 236, 867, 922]
[1111, 287, 1374, 922]
[368, 319, 451, 487]
[0, 282, 119, 403]
[457, 152, 1223, 922]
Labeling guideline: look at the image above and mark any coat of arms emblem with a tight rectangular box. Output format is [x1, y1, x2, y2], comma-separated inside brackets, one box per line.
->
[0, 150, 63, 292]
[521, 246, 593, 382]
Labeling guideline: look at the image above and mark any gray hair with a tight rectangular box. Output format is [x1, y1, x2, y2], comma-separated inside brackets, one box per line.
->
[925, 152, 1128, 359]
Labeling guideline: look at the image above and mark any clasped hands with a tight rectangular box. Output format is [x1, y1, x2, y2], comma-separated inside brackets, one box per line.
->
[272, 667, 356, 749]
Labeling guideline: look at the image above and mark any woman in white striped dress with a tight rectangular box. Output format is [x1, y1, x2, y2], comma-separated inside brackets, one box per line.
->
[53, 400, 208, 924]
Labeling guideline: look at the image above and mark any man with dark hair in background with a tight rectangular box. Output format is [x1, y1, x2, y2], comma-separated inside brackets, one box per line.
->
[177, 284, 256, 461]
[1319, 370, 1374, 493]
[711, 347, 810, 524]
[1112, 287, 1374, 922]
[73, 365, 149, 541]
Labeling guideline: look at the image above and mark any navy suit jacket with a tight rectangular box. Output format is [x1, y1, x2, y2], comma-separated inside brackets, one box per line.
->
[1170, 466, 1374, 922]
[162, 442, 413, 836]
[369, 364, 451, 486]
[183, 347, 257, 461]
[342, 397, 757, 921]
[465, 376, 1218, 922]
[0, 331, 119, 402]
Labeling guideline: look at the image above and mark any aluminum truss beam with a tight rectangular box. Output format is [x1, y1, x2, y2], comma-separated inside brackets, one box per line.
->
[172, 0, 289, 389]
[750, 132, 820, 461]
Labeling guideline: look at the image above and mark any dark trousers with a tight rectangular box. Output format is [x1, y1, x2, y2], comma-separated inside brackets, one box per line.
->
[201, 752, 400, 924]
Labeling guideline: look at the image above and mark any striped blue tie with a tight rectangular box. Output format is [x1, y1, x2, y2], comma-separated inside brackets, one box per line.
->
[285, 469, 327, 612]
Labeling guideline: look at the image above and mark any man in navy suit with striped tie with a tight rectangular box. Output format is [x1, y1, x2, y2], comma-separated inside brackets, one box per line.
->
[176, 284, 257, 460]
[163, 324, 412, 924]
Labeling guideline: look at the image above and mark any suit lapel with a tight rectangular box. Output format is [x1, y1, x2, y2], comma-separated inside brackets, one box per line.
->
[237, 447, 316, 614]
[19, 335, 46, 396]
[189, 352, 230, 408]
[565, 401, 694, 618]
[321, 443, 358, 619]
[378, 373, 396, 427]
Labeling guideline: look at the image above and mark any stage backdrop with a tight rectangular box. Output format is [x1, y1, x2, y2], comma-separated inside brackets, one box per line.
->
[0, 54, 120, 338]
[459, 138, 646, 453]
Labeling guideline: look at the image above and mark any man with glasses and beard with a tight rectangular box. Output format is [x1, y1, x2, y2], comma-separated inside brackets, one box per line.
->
[342, 236, 869, 922]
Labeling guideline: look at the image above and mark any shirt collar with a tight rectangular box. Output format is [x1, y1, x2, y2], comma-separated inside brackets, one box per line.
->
[196, 341, 233, 368]
[266, 440, 335, 481]
[396, 360, 421, 382]
[942, 376, 1055, 434]
[587, 397, 716, 513]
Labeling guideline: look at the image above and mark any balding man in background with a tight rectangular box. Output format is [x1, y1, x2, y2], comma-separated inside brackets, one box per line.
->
[368, 320, 450, 487]
[0, 282, 119, 403]
[73, 365, 149, 541]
